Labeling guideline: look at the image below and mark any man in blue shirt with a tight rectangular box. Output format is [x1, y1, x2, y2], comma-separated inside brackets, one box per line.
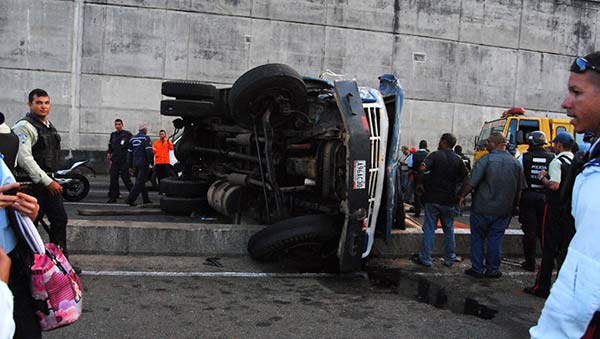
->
[531, 51, 600, 338]
[125, 123, 154, 206]
[458, 132, 523, 278]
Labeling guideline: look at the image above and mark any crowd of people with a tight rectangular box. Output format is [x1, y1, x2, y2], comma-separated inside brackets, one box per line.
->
[0, 50, 599, 338]
[405, 51, 600, 338]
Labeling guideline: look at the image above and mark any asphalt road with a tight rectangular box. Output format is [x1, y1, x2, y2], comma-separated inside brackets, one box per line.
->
[43, 256, 544, 339]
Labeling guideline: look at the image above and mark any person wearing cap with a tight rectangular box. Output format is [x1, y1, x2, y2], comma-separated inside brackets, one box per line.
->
[524, 132, 575, 298]
[125, 123, 153, 206]
[530, 51, 600, 338]
[107, 119, 133, 203]
[518, 131, 554, 272]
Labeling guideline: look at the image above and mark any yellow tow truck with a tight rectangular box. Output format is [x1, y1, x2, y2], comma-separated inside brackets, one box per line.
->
[474, 107, 574, 162]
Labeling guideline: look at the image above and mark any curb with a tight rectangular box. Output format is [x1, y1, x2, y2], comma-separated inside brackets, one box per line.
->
[67, 220, 526, 257]
[373, 228, 526, 257]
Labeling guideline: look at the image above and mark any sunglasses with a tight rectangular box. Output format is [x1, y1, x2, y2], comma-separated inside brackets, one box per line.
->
[570, 57, 600, 74]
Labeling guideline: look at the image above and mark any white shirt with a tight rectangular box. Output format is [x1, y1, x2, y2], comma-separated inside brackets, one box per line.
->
[0, 281, 14, 339]
[547, 151, 574, 184]
[530, 138, 600, 338]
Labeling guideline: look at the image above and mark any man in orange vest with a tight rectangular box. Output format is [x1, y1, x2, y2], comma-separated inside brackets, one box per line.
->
[152, 129, 173, 183]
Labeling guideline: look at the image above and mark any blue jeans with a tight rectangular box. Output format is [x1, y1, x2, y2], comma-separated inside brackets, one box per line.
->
[418, 203, 458, 266]
[469, 212, 510, 274]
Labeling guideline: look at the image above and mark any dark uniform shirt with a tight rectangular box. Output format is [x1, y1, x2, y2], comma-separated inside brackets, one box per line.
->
[423, 149, 468, 205]
[108, 130, 133, 162]
[127, 132, 153, 168]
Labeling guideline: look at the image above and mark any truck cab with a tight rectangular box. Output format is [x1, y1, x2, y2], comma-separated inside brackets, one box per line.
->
[474, 107, 573, 162]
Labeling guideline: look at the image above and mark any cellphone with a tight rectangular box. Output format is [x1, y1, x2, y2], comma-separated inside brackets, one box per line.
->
[4, 188, 18, 196]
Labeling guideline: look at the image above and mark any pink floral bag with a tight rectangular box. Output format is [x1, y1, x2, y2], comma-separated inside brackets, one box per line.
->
[12, 210, 83, 330]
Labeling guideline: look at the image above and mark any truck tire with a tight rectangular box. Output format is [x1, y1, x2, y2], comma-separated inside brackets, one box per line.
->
[228, 63, 307, 128]
[160, 195, 210, 216]
[159, 177, 210, 198]
[247, 215, 340, 268]
[161, 100, 218, 118]
[161, 81, 217, 100]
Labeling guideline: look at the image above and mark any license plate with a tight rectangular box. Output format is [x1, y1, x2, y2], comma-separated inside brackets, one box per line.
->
[353, 160, 366, 189]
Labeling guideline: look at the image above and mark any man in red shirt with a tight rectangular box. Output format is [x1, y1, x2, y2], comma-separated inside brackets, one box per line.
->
[152, 129, 173, 183]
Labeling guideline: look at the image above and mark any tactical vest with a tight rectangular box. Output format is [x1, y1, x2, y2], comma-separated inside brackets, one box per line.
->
[0, 131, 19, 174]
[412, 150, 428, 171]
[523, 149, 554, 191]
[21, 113, 61, 172]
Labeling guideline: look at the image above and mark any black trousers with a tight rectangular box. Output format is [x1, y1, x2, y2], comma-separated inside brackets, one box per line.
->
[127, 165, 150, 204]
[519, 191, 547, 266]
[8, 243, 41, 339]
[108, 159, 133, 199]
[532, 202, 576, 294]
[154, 164, 171, 183]
[33, 184, 69, 255]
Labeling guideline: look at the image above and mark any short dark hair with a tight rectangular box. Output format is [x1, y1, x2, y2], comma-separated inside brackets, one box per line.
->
[28, 88, 49, 103]
[114, 119, 123, 124]
[418, 140, 428, 149]
[559, 139, 574, 151]
[454, 145, 463, 154]
[581, 51, 600, 90]
[159, 129, 166, 134]
[488, 132, 507, 145]
[440, 133, 457, 148]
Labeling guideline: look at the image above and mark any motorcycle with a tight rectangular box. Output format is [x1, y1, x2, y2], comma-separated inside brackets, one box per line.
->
[54, 160, 96, 202]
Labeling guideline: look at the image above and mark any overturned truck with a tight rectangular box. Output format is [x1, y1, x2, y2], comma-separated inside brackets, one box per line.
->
[159, 64, 405, 272]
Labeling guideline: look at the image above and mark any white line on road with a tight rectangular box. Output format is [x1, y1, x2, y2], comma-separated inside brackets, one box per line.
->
[64, 202, 129, 207]
[413, 271, 534, 277]
[82, 270, 366, 279]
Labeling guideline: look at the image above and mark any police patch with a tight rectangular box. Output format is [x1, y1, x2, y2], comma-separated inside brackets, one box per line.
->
[18, 134, 27, 144]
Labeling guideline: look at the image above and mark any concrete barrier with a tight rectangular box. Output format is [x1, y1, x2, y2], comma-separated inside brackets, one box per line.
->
[67, 220, 527, 258]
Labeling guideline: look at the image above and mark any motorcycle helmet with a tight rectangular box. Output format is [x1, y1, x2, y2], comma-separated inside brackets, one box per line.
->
[527, 131, 547, 147]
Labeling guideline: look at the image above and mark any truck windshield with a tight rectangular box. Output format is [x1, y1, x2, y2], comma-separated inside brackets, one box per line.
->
[476, 119, 506, 150]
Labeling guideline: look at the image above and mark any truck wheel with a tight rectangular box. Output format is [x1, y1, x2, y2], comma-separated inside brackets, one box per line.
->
[161, 81, 217, 100]
[159, 177, 210, 198]
[160, 195, 210, 216]
[247, 215, 340, 271]
[228, 63, 307, 128]
[161, 100, 218, 118]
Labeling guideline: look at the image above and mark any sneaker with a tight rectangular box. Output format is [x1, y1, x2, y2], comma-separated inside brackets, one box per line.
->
[410, 253, 432, 267]
[126, 200, 137, 207]
[464, 268, 484, 279]
[523, 286, 549, 299]
[484, 271, 503, 279]
[520, 261, 536, 272]
[106, 198, 117, 204]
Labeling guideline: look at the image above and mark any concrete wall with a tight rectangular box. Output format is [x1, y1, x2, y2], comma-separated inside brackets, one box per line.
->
[1, 0, 599, 155]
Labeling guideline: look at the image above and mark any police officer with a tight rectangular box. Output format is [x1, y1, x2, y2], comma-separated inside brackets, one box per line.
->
[453, 145, 472, 173]
[125, 123, 153, 206]
[107, 119, 133, 203]
[408, 140, 429, 217]
[519, 131, 554, 272]
[524, 132, 574, 298]
[12, 89, 69, 255]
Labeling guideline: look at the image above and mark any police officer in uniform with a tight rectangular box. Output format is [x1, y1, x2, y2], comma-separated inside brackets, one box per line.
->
[12, 89, 69, 255]
[107, 119, 133, 203]
[408, 140, 429, 217]
[0, 113, 19, 173]
[125, 123, 154, 206]
[524, 132, 574, 298]
[519, 131, 554, 272]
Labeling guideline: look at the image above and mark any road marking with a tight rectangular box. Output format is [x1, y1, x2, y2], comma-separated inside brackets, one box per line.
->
[82, 270, 366, 279]
[64, 202, 129, 207]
